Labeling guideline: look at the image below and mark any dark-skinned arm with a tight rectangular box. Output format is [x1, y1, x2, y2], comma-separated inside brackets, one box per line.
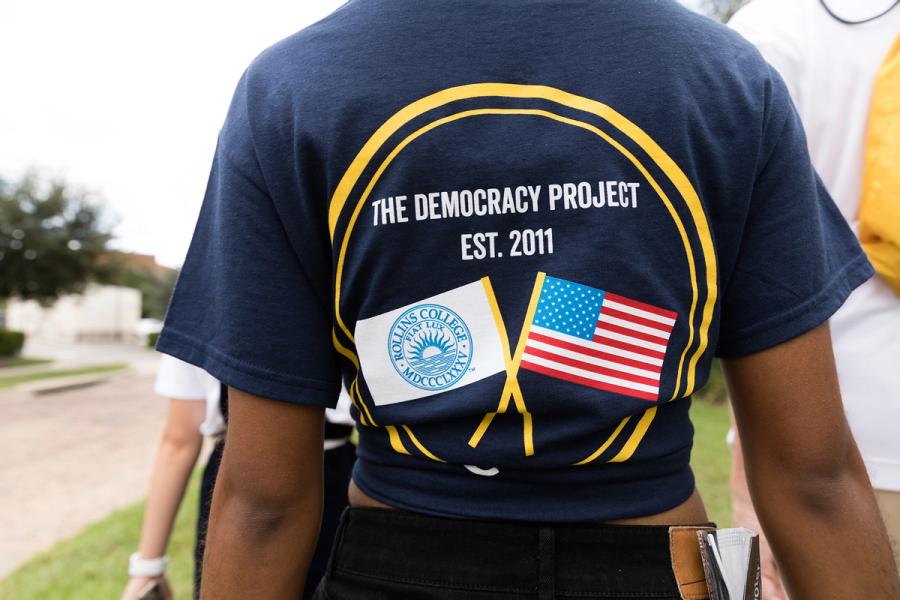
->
[724, 322, 900, 599]
[200, 387, 325, 599]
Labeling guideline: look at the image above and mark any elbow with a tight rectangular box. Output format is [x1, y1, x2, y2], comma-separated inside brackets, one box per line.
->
[160, 428, 203, 455]
[775, 469, 857, 517]
[751, 436, 868, 516]
[213, 466, 323, 544]
[220, 494, 295, 542]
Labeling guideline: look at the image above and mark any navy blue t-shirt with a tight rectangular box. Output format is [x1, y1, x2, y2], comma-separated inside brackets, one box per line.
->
[158, 0, 873, 522]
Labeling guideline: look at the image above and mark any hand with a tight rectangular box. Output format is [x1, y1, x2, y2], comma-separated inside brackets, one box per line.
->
[121, 575, 173, 600]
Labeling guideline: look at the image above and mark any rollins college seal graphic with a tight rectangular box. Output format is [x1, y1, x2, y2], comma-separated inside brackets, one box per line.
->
[388, 304, 473, 391]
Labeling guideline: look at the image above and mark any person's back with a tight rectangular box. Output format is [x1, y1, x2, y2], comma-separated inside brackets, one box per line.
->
[157, 1, 900, 597]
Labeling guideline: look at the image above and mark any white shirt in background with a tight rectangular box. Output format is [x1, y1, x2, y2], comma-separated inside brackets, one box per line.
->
[730, 0, 900, 491]
[154, 354, 354, 441]
[154, 354, 226, 437]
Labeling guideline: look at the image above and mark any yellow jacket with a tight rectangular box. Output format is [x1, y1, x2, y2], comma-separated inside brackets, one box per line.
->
[859, 34, 900, 296]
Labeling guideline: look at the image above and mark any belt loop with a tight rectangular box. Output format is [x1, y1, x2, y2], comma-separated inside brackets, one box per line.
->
[537, 525, 556, 600]
[668, 526, 714, 600]
[323, 507, 352, 578]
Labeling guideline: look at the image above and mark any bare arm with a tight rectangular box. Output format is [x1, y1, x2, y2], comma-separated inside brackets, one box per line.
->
[724, 322, 900, 599]
[200, 386, 324, 599]
[122, 398, 205, 600]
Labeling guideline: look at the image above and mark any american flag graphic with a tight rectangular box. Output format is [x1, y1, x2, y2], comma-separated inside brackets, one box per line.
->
[521, 276, 677, 401]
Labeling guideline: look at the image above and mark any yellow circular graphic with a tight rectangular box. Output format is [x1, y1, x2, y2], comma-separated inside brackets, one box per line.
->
[329, 84, 717, 427]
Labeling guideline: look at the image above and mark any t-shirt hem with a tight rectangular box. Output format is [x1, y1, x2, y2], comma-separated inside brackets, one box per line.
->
[716, 254, 875, 357]
[156, 328, 340, 408]
[351, 459, 697, 523]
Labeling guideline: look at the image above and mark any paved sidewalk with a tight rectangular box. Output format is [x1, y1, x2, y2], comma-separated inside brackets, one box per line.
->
[0, 358, 168, 578]
[0, 341, 160, 380]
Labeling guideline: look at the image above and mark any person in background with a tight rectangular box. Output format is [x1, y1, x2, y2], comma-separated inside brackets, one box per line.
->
[120, 354, 222, 600]
[121, 355, 355, 600]
[728, 0, 900, 596]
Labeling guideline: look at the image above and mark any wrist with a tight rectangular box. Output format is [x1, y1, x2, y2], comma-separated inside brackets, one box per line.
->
[128, 552, 168, 578]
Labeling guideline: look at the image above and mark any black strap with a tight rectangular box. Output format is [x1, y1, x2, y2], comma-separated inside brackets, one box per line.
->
[219, 383, 229, 423]
[325, 422, 354, 440]
[819, 0, 899, 25]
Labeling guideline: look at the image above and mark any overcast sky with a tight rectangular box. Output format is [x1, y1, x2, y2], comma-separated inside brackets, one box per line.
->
[2, 1, 711, 268]
[1, 0, 346, 267]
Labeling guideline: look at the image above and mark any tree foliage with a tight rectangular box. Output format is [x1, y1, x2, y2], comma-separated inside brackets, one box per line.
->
[0, 173, 114, 304]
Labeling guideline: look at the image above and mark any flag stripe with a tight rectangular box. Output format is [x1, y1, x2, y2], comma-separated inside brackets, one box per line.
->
[604, 292, 678, 320]
[521, 354, 660, 394]
[521, 359, 659, 401]
[597, 312, 673, 339]
[525, 341, 661, 381]
[594, 326, 668, 352]
[524, 347, 661, 386]
[529, 327, 665, 367]
[528, 330, 663, 372]
[600, 306, 675, 333]
[603, 299, 677, 327]
[592, 342, 664, 367]
[592, 333, 667, 360]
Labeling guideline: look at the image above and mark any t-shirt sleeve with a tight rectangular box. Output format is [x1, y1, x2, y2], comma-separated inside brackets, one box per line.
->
[156, 66, 341, 408]
[715, 66, 874, 358]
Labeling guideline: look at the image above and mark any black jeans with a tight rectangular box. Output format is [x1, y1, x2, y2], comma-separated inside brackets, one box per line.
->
[193, 438, 223, 598]
[194, 439, 357, 599]
[314, 507, 686, 600]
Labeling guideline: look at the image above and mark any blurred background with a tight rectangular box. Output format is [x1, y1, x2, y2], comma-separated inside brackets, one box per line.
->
[0, 1, 742, 598]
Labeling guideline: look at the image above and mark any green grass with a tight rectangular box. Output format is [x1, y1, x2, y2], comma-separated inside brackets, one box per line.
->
[690, 399, 732, 527]
[0, 364, 127, 390]
[0, 400, 733, 599]
[694, 359, 728, 405]
[0, 471, 202, 600]
[0, 357, 53, 369]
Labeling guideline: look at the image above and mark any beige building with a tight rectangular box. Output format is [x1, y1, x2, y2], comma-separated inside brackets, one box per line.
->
[7, 284, 142, 343]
